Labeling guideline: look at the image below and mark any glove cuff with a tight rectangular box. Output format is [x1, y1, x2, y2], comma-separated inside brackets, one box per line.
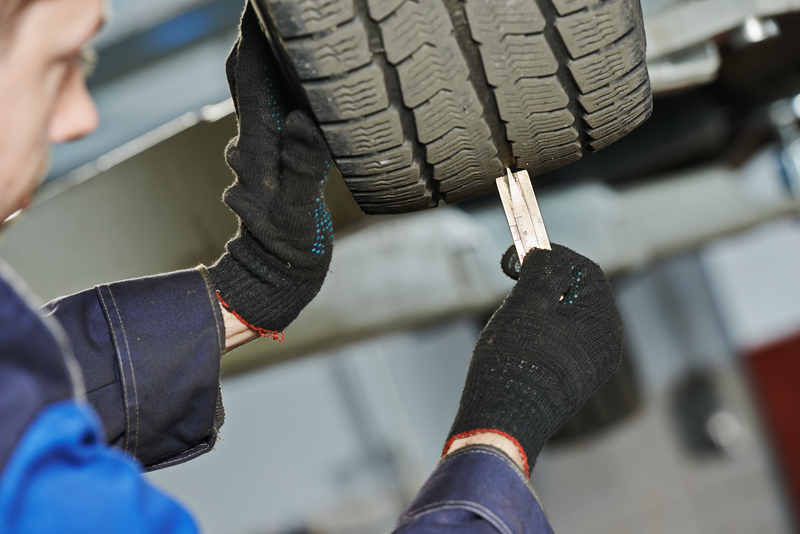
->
[444, 409, 553, 478]
[215, 291, 284, 342]
[207, 251, 325, 339]
[442, 428, 531, 477]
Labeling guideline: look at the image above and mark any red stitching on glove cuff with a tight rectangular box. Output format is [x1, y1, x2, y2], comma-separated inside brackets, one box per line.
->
[442, 428, 530, 477]
[216, 292, 285, 342]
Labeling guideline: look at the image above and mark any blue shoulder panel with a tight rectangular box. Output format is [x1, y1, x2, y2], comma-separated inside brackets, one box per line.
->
[0, 262, 78, 476]
[0, 401, 198, 534]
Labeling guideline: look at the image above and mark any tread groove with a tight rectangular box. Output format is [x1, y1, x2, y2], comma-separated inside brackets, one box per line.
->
[257, 0, 650, 212]
[382, 0, 502, 200]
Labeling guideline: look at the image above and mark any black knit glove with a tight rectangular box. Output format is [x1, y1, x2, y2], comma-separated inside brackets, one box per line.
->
[444, 244, 623, 476]
[207, 4, 333, 339]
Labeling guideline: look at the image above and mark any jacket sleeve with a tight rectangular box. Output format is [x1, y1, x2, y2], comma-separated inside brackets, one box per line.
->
[41, 267, 226, 471]
[393, 445, 554, 534]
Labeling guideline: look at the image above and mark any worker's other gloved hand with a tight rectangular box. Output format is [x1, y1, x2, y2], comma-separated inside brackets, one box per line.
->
[207, 4, 333, 339]
[444, 244, 623, 476]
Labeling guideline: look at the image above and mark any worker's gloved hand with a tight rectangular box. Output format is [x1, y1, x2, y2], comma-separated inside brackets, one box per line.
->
[207, 4, 333, 339]
[444, 244, 623, 476]
[500, 245, 523, 280]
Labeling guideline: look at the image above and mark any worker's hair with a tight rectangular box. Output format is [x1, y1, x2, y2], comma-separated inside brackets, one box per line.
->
[0, 0, 37, 40]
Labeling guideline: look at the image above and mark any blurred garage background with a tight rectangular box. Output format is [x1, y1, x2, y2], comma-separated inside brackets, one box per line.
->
[3, 0, 800, 532]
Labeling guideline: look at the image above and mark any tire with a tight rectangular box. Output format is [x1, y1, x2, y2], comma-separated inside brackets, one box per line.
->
[252, 0, 652, 214]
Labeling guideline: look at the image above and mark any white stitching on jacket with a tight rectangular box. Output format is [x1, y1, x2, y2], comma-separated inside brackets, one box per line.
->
[105, 286, 140, 459]
[96, 288, 131, 454]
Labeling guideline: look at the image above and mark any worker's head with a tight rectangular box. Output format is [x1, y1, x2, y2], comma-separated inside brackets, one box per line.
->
[0, 0, 105, 224]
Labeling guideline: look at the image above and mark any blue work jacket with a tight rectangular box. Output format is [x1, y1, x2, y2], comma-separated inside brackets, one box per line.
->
[0, 260, 552, 533]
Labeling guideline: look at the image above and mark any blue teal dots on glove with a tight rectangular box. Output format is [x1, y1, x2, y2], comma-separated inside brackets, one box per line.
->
[312, 162, 333, 256]
[562, 263, 583, 305]
[265, 73, 287, 127]
[501, 246, 584, 306]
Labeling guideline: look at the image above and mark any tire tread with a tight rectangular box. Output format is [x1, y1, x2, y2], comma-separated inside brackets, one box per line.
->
[257, 0, 650, 213]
